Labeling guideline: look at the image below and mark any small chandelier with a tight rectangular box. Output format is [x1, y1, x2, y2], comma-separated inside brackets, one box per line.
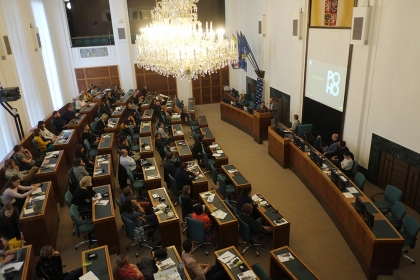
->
[135, 0, 238, 80]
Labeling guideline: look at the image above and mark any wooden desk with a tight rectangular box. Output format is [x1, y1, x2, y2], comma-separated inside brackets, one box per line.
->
[36, 151, 68, 207]
[186, 161, 208, 201]
[148, 188, 182, 251]
[142, 157, 162, 190]
[93, 154, 115, 196]
[187, 98, 195, 120]
[214, 246, 258, 280]
[142, 108, 154, 122]
[92, 93, 105, 107]
[82, 245, 113, 279]
[220, 102, 271, 144]
[165, 95, 176, 113]
[92, 185, 120, 255]
[79, 103, 98, 124]
[19, 182, 59, 255]
[141, 94, 154, 112]
[67, 114, 88, 143]
[200, 191, 238, 249]
[116, 89, 134, 106]
[104, 117, 120, 137]
[97, 133, 117, 171]
[3, 245, 36, 279]
[200, 127, 215, 144]
[254, 193, 290, 249]
[268, 126, 291, 169]
[172, 124, 184, 141]
[111, 106, 126, 119]
[139, 136, 154, 158]
[175, 139, 193, 163]
[140, 121, 152, 137]
[221, 165, 251, 198]
[209, 144, 228, 172]
[171, 113, 182, 124]
[197, 115, 208, 127]
[153, 246, 191, 280]
[284, 136, 403, 279]
[53, 129, 78, 166]
[270, 246, 320, 280]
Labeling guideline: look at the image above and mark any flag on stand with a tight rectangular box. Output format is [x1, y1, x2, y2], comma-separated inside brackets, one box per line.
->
[255, 77, 263, 108]
[232, 32, 247, 71]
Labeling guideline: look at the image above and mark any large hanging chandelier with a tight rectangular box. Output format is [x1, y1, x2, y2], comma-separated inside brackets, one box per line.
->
[135, 0, 238, 80]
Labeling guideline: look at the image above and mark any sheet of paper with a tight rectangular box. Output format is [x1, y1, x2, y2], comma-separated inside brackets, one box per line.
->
[277, 252, 294, 262]
[346, 187, 359, 194]
[24, 208, 34, 215]
[207, 194, 215, 202]
[100, 161, 108, 165]
[35, 195, 45, 201]
[50, 151, 60, 155]
[216, 150, 224, 154]
[147, 175, 159, 179]
[79, 271, 99, 280]
[238, 270, 257, 280]
[94, 171, 102, 175]
[200, 192, 212, 198]
[212, 153, 222, 157]
[217, 251, 235, 264]
[343, 192, 354, 198]
[145, 166, 156, 170]
[32, 187, 42, 194]
[95, 199, 109, 206]
[0, 261, 24, 273]
[92, 193, 102, 201]
[209, 144, 219, 149]
[152, 194, 160, 198]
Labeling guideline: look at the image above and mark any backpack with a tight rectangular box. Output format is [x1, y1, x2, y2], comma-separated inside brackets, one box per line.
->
[137, 257, 158, 280]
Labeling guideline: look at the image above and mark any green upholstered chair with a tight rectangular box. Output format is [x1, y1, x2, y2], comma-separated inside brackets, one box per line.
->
[186, 217, 213, 256]
[400, 215, 420, 264]
[371, 185, 403, 214]
[386, 201, 406, 231]
[238, 216, 264, 256]
[354, 172, 366, 191]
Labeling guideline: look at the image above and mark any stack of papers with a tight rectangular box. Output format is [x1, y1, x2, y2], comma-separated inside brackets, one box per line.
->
[212, 153, 222, 157]
[209, 144, 219, 149]
[32, 187, 42, 195]
[34, 195, 45, 201]
[175, 130, 183, 135]
[277, 252, 294, 262]
[216, 150, 224, 154]
[80, 271, 99, 280]
[102, 134, 110, 139]
[107, 124, 115, 128]
[217, 251, 235, 264]
[200, 192, 213, 198]
[95, 200, 109, 206]
[346, 187, 359, 194]
[145, 166, 156, 170]
[274, 218, 288, 226]
[343, 192, 354, 198]
[154, 268, 181, 280]
[238, 270, 257, 280]
[147, 174, 159, 179]
[97, 158, 105, 162]
[143, 122, 150, 126]
[155, 258, 176, 270]
[144, 145, 150, 150]
[94, 171, 102, 175]
[211, 210, 227, 219]
[206, 194, 215, 202]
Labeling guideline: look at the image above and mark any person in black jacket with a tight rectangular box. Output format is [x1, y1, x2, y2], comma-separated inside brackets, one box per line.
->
[81, 124, 99, 147]
[36, 245, 83, 280]
[99, 101, 112, 118]
[238, 203, 272, 236]
[95, 114, 108, 135]
[164, 152, 177, 178]
[0, 204, 24, 242]
[181, 185, 197, 215]
[61, 104, 79, 123]
[175, 163, 196, 189]
[71, 176, 96, 211]
[74, 144, 93, 171]
[52, 111, 68, 134]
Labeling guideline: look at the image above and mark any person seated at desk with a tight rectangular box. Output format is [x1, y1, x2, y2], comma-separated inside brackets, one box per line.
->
[127, 103, 138, 118]
[52, 111, 68, 134]
[121, 199, 158, 237]
[191, 134, 204, 164]
[238, 94, 247, 106]
[0, 176, 37, 211]
[115, 253, 144, 280]
[0, 204, 25, 248]
[331, 141, 349, 166]
[75, 95, 89, 110]
[164, 152, 177, 178]
[160, 105, 172, 123]
[173, 104, 188, 124]
[157, 122, 174, 143]
[141, 85, 147, 97]
[38, 120, 58, 140]
[234, 186, 259, 218]
[13, 143, 41, 169]
[61, 104, 79, 124]
[95, 113, 108, 135]
[181, 185, 197, 215]
[0, 242, 15, 268]
[120, 149, 142, 173]
[73, 158, 90, 182]
[36, 245, 83, 280]
[120, 187, 152, 215]
[74, 144, 94, 171]
[89, 84, 99, 96]
[4, 158, 38, 185]
[82, 89, 93, 101]
[99, 101, 113, 118]
[71, 176, 96, 211]
[33, 128, 54, 152]
[323, 133, 340, 158]
[239, 203, 272, 236]
[175, 163, 196, 190]
[191, 204, 212, 233]
[340, 151, 354, 174]
[118, 136, 134, 156]
[259, 101, 268, 112]
[106, 91, 117, 105]
[152, 100, 162, 120]
[290, 114, 301, 132]
[126, 113, 138, 128]
[182, 239, 228, 280]
[81, 124, 99, 148]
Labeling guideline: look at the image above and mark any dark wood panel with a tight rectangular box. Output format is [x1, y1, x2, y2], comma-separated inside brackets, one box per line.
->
[110, 77, 120, 86]
[85, 66, 109, 78]
[192, 78, 200, 88]
[87, 78, 112, 89]
[212, 86, 221, 103]
[211, 71, 220, 86]
[136, 75, 146, 88]
[168, 77, 177, 90]
[221, 67, 229, 85]
[201, 75, 211, 87]
[192, 88, 201, 104]
[109, 66, 119, 77]
[405, 166, 420, 208]
[135, 66, 144, 75]
[201, 87, 211, 104]
[77, 79, 88, 91]
[75, 68, 85, 79]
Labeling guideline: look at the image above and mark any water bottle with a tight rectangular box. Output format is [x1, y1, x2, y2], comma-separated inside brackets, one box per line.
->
[179, 261, 185, 280]
[139, 226, 145, 242]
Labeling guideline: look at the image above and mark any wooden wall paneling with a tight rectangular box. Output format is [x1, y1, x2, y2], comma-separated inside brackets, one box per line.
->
[110, 77, 120, 86]
[221, 67, 229, 85]
[77, 80, 88, 92]
[85, 66, 109, 78]
[378, 152, 393, 189]
[136, 75, 146, 88]
[193, 88, 201, 104]
[87, 78, 112, 89]
[109, 66, 119, 77]
[145, 73, 162, 91]
[212, 86, 221, 103]
[201, 75, 211, 87]
[404, 166, 420, 208]
[192, 78, 200, 88]
[201, 87, 211, 104]
[168, 77, 177, 91]
[389, 157, 408, 194]
[75, 66, 120, 93]
[75, 69, 85, 79]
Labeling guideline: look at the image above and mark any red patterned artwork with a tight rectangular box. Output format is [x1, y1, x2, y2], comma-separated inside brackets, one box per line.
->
[324, 0, 338, 26]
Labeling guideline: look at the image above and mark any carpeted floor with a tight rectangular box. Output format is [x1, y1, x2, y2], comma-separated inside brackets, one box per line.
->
[55, 103, 420, 280]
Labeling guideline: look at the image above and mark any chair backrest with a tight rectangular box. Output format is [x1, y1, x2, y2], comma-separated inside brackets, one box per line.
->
[224, 199, 235, 214]
[210, 164, 217, 185]
[384, 185, 403, 204]
[350, 160, 358, 176]
[32, 138, 41, 157]
[296, 124, 313, 138]
[252, 264, 270, 280]
[202, 147, 209, 167]
[69, 204, 81, 236]
[314, 135, 322, 151]
[354, 172, 366, 191]
[391, 201, 406, 222]
[164, 146, 170, 160]
[168, 174, 180, 196]
[126, 135, 134, 148]
[126, 168, 135, 185]
[51, 119, 57, 131]
[402, 215, 420, 249]
[116, 198, 122, 211]
[64, 191, 73, 209]
[179, 195, 186, 220]
[97, 109, 101, 117]
[186, 217, 204, 243]
[90, 121, 98, 133]
[83, 139, 91, 153]
[121, 214, 135, 241]
[217, 174, 227, 196]
[13, 153, 23, 169]
[237, 216, 250, 243]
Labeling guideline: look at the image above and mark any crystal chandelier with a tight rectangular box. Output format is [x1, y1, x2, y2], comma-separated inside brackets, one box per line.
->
[135, 0, 238, 80]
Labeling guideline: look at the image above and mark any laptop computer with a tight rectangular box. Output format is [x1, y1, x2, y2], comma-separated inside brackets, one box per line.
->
[12, 240, 23, 263]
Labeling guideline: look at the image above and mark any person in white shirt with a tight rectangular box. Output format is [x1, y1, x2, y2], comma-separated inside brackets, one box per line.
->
[120, 149, 142, 174]
[290, 114, 301, 132]
[75, 95, 88, 110]
[37, 121, 57, 140]
[341, 151, 354, 171]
